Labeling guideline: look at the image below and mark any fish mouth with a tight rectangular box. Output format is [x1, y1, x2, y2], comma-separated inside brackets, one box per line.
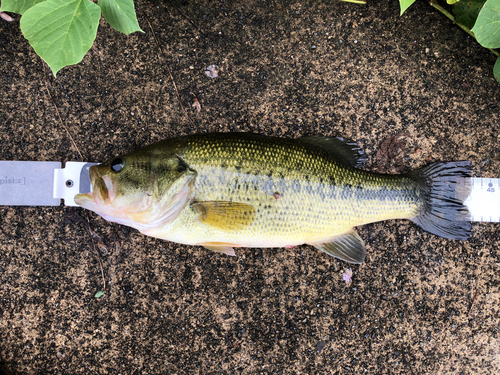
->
[74, 191, 95, 207]
[74, 166, 117, 208]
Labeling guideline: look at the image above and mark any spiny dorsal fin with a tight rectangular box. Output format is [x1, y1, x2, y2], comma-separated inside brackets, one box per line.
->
[311, 229, 366, 264]
[298, 135, 367, 168]
[191, 201, 255, 231]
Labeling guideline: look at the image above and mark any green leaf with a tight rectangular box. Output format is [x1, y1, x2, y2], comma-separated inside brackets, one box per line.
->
[0, 0, 46, 15]
[399, 0, 416, 15]
[453, 0, 487, 29]
[98, 0, 143, 35]
[494, 56, 500, 84]
[20, 0, 101, 76]
[95, 290, 105, 298]
[471, 0, 500, 48]
[447, 0, 459, 4]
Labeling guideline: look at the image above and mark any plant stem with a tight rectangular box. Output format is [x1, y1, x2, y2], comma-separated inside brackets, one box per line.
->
[429, 1, 474, 38]
[429, 0, 500, 58]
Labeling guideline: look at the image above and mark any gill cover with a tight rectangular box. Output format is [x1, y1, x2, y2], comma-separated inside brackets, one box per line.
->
[75, 152, 197, 233]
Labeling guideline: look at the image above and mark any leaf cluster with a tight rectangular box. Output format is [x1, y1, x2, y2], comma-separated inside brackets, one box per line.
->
[0, 0, 143, 76]
[400, 0, 500, 83]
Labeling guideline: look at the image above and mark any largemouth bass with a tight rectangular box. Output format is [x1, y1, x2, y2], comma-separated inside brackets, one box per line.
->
[75, 133, 471, 264]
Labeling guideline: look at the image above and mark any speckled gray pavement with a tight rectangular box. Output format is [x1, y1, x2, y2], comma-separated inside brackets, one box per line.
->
[1, 1, 499, 374]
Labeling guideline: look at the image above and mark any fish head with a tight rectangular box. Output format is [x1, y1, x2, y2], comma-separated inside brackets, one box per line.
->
[75, 148, 196, 231]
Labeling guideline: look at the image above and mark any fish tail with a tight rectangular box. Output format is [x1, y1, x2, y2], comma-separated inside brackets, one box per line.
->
[408, 161, 471, 240]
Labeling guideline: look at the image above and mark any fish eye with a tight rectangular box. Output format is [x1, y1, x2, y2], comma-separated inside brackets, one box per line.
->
[110, 158, 125, 172]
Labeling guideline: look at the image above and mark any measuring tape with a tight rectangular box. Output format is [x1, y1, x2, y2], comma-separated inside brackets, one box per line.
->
[463, 177, 500, 222]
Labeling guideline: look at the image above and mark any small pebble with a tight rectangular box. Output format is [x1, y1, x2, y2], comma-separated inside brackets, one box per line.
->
[205, 65, 219, 78]
[343, 268, 353, 283]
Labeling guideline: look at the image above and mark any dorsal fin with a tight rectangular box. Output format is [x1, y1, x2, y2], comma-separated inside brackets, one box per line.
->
[298, 135, 367, 168]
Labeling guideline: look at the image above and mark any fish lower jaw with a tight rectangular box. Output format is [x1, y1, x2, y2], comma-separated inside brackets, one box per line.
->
[74, 193, 95, 207]
[75, 190, 112, 207]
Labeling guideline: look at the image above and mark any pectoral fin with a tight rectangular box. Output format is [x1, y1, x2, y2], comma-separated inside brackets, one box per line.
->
[191, 201, 255, 231]
[199, 242, 237, 256]
[311, 230, 366, 264]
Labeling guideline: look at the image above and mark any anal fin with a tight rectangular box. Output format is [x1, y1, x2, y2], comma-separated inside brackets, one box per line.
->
[311, 230, 366, 264]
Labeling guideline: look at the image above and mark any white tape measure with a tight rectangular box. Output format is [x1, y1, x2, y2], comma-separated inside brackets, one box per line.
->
[463, 177, 500, 222]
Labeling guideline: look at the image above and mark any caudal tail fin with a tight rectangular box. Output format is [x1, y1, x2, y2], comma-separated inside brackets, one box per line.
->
[408, 161, 471, 240]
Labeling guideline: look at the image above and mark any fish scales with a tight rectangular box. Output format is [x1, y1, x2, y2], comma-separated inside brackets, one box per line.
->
[75, 133, 471, 263]
[144, 134, 421, 246]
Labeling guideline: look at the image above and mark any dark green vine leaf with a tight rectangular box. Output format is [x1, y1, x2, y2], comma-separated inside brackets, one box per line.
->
[453, 0, 487, 29]
[0, 0, 45, 15]
[471, 0, 500, 48]
[20, 0, 101, 76]
[98, 0, 143, 35]
[399, 0, 416, 15]
[494, 56, 500, 83]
